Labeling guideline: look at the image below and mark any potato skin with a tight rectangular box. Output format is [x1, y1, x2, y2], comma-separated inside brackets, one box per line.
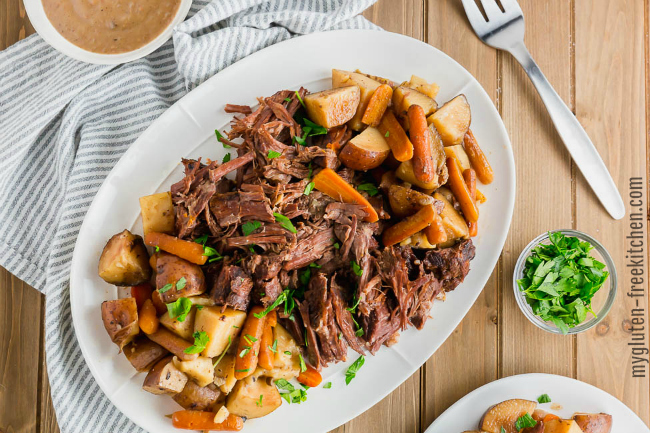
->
[172, 380, 221, 411]
[101, 297, 140, 351]
[573, 413, 613, 433]
[156, 253, 206, 303]
[123, 336, 168, 372]
[98, 229, 152, 286]
[142, 355, 188, 395]
[338, 127, 390, 170]
[226, 374, 282, 419]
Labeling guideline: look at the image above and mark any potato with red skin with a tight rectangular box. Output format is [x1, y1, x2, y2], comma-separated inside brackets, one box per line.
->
[142, 355, 188, 395]
[573, 413, 613, 433]
[478, 399, 538, 433]
[98, 230, 151, 286]
[338, 127, 390, 170]
[123, 336, 168, 372]
[155, 253, 206, 303]
[172, 380, 221, 411]
[101, 297, 140, 351]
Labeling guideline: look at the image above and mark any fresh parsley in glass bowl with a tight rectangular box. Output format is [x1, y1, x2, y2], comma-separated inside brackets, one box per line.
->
[513, 230, 617, 335]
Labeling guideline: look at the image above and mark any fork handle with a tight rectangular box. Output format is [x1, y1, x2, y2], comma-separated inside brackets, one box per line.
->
[508, 41, 625, 220]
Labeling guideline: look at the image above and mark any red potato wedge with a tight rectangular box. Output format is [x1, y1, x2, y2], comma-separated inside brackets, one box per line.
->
[172, 381, 221, 411]
[393, 85, 438, 121]
[338, 127, 390, 170]
[142, 355, 188, 395]
[332, 69, 381, 130]
[139, 191, 175, 236]
[98, 229, 151, 286]
[430, 94, 471, 146]
[304, 86, 360, 128]
[101, 297, 140, 351]
[573, 413, 613, 433]
[395, 159, 439, 190]
[479, 399, 538, 433]
[387, 184, 436, 218]
[226, 375, 282, 419]
[155, 253, 206, 303]
[123, 336, 168, 372]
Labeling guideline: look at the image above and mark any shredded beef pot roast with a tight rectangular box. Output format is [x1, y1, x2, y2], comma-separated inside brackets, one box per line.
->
[170, 88, 475, 370]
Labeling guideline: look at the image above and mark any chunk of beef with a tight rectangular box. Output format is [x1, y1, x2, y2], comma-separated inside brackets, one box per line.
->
[210, 265, 253, 311]
[423, 240, 475, 291]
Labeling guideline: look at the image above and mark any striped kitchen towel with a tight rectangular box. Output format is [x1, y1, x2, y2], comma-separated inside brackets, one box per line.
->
[0, 1, 379, 431]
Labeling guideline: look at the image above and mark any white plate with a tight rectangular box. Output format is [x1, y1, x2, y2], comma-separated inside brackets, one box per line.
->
[70, 29, 515, 433]
[24, 0, 192, 64]
[425, 373, 649, 432]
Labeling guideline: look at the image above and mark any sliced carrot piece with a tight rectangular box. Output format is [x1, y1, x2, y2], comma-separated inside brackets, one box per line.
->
[234, 306, 265, 380]
[362, 84, 393, 127]
[144, 232, 207, 265]
[131, 282, 153, 310]
[446, 158, 479, 223]
[258, 317, 275, 370]
[139, 299, 159, 335]
[171, 411, 244, 431]
[543, 414, 560, 422]
[423, 212, 447, 244]
[383, 204, 436, 247]
[463, 129, 494, 184]
[297, 364, 323, 387]
[378, 110, 414, 162]
[408, 104, 435, 183]
[463, 168, 478, 237]
[313, 168, 379, 223]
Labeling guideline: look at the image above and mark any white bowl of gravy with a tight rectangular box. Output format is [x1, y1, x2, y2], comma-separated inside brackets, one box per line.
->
[24, 0, 193, 64]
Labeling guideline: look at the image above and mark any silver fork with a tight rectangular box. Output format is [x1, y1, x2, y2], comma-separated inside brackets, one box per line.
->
[461, 0, 625, 220]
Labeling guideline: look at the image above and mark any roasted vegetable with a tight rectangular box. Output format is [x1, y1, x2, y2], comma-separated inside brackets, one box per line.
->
[463, 129, 494, 184]
[145, 232, 207, 265]
[160, 305, 197, 340]
[444, 144, 472, 172]
[194, 306, 246, 358]
[395, 159, 438, 190]
[138, 299, 159, 335]
[173, 355, 215, 387]
[171, 411, 244, 431]
[257, 315, 275, 371]
[226, 375, 282, 419]
[393, 85, 437, 121]
[123, 336, 168, 372]
[155, 253, 206, 303]
[408, 104, 436, 183]
[147, 328, 198, 362]
[430, 94, 471, 146]
[378, 110, 414, 162]
[101, 297, 140, 351]
[434, 192, 469, 242]
[214, 353, 238, 394]
[338, 126, 390, 170]
[361, 84, 393, 127]
[406, 75, 439, 99]
[423, 212, 448, 245]
[139, 192, 175, 236]
[98, 229, 151, 286]
[304, 86, 360, 128]
[478, 399, 538, 433]
[234, 306, 266, 380]
[130, 283, 153, 310]
[573, 413, 613, 433]
[463, 168, 478, 237]
[172, 380, 221, 411]
[387, 185, 436, 218]
[543, 419, 583, 433]
[332, 69, 381, 130]
[446, 157, 479, 223]
[297, 365, 322, 387]
[266, 324, 301, 380]
[383, 204, 436, 247]
[142, 355, 188, 395]
[313, 168, 379, 223]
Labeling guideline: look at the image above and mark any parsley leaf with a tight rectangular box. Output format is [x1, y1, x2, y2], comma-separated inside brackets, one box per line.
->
[351, 260, 363, 277]
[167, 297, 192, 322]
[304, 181, 315, 196]
[501, 428, 506, 433]
[194, 234, 208, 245]
[158, 283, 173, 293]
[323, 382, 332, 389]
[239, 347, 251, 358]
[268, 150, 282, 159]
[275, 378, 308, 404]
[269, 339, 278, 353]
[514, 413, 537, 430]
[345, 356, 365, 385]
[222, 153, 231, 163]
[254, 289, 292, 319]
[284, 97, 292, 102]
[298, 353, 307, 373]
[176, 277, 186, 290]
[213, 335, 232, 367]
[242, 220, 261, 236]
[215, 130, 231, 148]
[295, 91, 305, 107]
[357, 183, 379, 197]
[302, 118, 327, 136]
[384, 131, 390, 138]
[537, 393, 552, 403]
[256, 395, 263, 407]
[274, 212, 297, 233]
[184, 331, 209, 354]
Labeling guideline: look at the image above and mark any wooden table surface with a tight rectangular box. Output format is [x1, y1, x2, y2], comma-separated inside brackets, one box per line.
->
[1, 0, 648, 432]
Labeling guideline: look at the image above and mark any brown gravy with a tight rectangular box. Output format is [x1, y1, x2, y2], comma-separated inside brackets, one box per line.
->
[42, 0, 182, 54]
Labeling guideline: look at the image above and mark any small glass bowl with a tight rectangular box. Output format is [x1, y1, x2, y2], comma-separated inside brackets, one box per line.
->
[512, 229, 617, 335]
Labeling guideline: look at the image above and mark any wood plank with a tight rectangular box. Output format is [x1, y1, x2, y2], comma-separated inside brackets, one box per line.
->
[330, 1, 425, 432]
[574, 0, 650, 424]
[39, 307, 60, 433]
[0, 268, 43, 433]
[499, 0, 575, 378]
[0, 0, 34, 49]
[421, 0, 498, 428]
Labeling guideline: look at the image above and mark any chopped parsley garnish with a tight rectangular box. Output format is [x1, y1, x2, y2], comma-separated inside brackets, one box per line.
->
[274, 212, 297, 233]
[346, 294, 360, 314]
[159, 283, 173, 293]
[334, 242, 340, 249]
[323, 382, 332, 389]
[304, 181, 315, 196]
[298, 353, 307, 373]
[241, 220, 261, 236]
[235, 368, 250, 373]
[294, 91, 305, 107]
[537, 393, 551, 403]
[167, 297, 192, 322]
[155, 246, 160, 252]
[284, 351, 292, 356]
[196, 305, 204, 310]
[338, 332, 342, 340]
[194, 234, 208, 245]
[184, 331, 209, 354]
[345, 355, 365, 385]
[213, 335, 232, 367]
[355, 327, 364, 337]
[357, 183, 379, 196]
[302, 118, 327, 135]
[222, 153, 231, 163]
[239, 347, 251, 358]
[284, 97, 292, 102]
[269, 339, 278, 353]
[275, 379, 308, 404]
[254, 289, 293, 319]
[299, 269, 311, 286]
[244, 334, 258, 344]
[385, 131, 390, 138]
[268, 150, 282, 159]
[351, 260, 363, 277]
[215, 129, 231, 148]
[176, 277, 186, 290]
[515, 413, 537, 430]
[501, 428, 506, 433]
[256, 395, 263, 407]
[516, 232, 609, 334]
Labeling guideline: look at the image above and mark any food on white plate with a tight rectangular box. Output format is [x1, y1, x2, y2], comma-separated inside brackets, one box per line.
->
[98, 68, 494, 430]
[429, 94, 471, 146]
[98, 229, 152, 286]
[472, 397, 612, 433]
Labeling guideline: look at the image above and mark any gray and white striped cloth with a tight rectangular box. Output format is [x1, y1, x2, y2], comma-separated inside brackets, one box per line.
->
[0, 1, 378, 431]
